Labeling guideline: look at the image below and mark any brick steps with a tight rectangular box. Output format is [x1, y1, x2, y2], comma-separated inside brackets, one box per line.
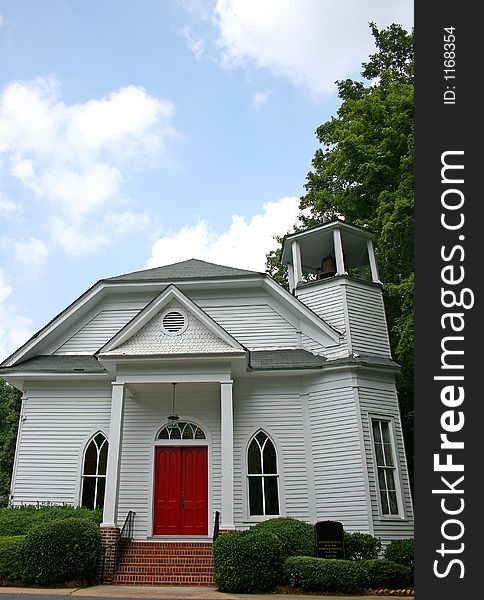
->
[112, 541, 215, 586]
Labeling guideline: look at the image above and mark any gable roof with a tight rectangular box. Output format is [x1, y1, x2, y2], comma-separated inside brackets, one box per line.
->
[106, 259, 262, 282]
[0, 355, 106, 374]
[98, 284, 246, 356]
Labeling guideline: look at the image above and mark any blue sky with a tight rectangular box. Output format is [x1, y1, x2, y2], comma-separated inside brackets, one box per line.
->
[0, 0, 413, 360]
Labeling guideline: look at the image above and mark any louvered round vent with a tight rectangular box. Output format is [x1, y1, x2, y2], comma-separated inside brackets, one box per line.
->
[161, 309, 188, 335]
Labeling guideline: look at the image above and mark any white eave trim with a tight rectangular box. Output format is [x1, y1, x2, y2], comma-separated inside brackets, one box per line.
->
[262, 277, 342, 344]
[98, 284, 246, 354]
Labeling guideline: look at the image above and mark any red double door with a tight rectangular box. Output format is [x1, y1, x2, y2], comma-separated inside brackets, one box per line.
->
[153, 446, 208, 535]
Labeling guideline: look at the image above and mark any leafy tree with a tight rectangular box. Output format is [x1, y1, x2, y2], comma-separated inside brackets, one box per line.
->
[0, 379, 22, 506]
[267, 23, 414, 486]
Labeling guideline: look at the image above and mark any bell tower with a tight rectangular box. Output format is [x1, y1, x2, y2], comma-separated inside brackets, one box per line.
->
[281, 220, 391, 358]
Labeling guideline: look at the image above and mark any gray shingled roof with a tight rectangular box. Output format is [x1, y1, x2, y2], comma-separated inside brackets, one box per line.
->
[0, 355, 106, 374]
[106, 259, 262, 282]
[249, 349, 326, 370]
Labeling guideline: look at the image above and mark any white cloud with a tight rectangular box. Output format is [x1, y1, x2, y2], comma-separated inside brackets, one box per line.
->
[0, 77, 177, 252]
[250, 89, 272, 111]
[0, 269, 34, 362]
[214, 0, 413, 97]
[9, 237, 48, 268]
[0, 192, 22, 218]
[49, 210, 151, 256]
[147, 195, 300, 271]
[180, 25, 206, 60]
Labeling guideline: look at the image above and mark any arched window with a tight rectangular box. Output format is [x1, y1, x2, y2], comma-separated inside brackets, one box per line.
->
[157, 421, 206, 440]
[81, 432, 108, 510]
[247, 431, 279, 516]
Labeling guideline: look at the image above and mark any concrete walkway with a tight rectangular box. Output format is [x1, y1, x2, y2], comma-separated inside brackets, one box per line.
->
[0, 585, 414, 600]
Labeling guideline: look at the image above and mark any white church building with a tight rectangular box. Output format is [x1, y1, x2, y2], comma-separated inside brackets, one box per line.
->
[1, 220, 413, 576]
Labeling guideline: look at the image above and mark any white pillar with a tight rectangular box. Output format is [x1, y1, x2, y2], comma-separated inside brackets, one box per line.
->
[333, 227, 347, 275]
[102, 382, 125, 527]
[367, 239, 381, 283]
[287, 263, 295, 293]
[291, 241, 303, 288]
[220, 380, 234, 530]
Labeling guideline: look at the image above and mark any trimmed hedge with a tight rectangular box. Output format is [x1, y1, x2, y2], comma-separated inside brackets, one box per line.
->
[384, 538, 414, 569]
[0, 536, 25, 582]
[213, 529, 283, 593]
[22, 517, 101, 585]
[0, 505, 102, 536]
[360, 559, 413, 589]
[252, 517, 315, 558]
[344, 531, 382, 560]
[283, 556, 368, 594]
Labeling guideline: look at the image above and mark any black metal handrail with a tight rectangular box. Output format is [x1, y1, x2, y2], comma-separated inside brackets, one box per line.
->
[99, 510, 135, 583]
[213, 510, 220, 541]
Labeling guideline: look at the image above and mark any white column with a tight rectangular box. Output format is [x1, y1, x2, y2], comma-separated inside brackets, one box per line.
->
[220, 380, 234, 530]
[291, 241, 303, 288]
[102, 382, 125, 527]
[333, 227, 347, 275]
[367, 239, 381, 283]
[287, 263, 295, 293]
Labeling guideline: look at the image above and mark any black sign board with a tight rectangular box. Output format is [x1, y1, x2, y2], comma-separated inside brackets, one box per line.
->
[315, 520, 345, 559]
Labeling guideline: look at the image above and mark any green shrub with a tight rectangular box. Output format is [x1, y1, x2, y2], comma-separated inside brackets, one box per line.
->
[344, 531, 382, 560]
[283, 556, 368, 594]
[0, 504, 102, 536]
[22, 517, 101, 585]
[360, 559, 413, 589]
[213, 529, 283, 593]
[384, 538, 414, 569]
[0, 536, 25, 582]
[252, 517, 315, 559]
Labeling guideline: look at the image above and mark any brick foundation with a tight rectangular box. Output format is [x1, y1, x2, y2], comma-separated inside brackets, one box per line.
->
[98, 525, 121, 583]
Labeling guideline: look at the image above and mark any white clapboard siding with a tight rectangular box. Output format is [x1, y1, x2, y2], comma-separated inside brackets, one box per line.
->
[12, 383, 111, 505]
[233, 379, 312, 524]
[116, 385, 221, 540]
[345, 283, 391, 356]
[56, 309, 141, 354]
[204, 305, 299, 349]
[308, 385, 370, 532]
[358, 386, 414, 543]
[297, 284, 349, 358]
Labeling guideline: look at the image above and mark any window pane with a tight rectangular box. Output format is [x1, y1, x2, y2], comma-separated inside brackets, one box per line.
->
[248, 440, 262, 474]
[81, 477, 96, 509]
[98, 440, 108, 475]
[375, 443, 384, 466]
[84, 441, 97, 475]
[255, 431, 267, 446]
[182, 423, 193, 439]
[264, 477, 279, 515]
[158, 428, 169, 439]
[388, 491, 399, 515]
[372, 421, 381, 443]
[263, 440, 277, 474]
[386, 468, 396, 491]
[380, 490, 389, 515]
[94, 433, 105, 447]
[170, 427, 181, 439]
[383, 443, 394, 467]
[96, 477, 106, 510]
[195, 427, 206, 439]
[248, 477, 263, 515]
[378, 468, 387, 491]
[381, 421, 391, 443]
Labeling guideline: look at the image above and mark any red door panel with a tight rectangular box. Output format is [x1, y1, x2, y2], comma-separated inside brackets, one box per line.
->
[153, 446, 208, 535]
[181, 447, 208, 535]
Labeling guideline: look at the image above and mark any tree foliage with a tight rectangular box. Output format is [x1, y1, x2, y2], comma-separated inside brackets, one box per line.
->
[267, 23, 414, 485]
[0, 379, 22, 506]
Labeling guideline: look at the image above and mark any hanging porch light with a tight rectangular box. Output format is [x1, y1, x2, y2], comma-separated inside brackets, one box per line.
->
[167, 382, 180, 430]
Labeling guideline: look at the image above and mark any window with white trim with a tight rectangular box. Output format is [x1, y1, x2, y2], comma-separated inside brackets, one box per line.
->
[247, 431, 279, 516]
[371, 419, 400, 516]
[81, 433, 108, 510]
